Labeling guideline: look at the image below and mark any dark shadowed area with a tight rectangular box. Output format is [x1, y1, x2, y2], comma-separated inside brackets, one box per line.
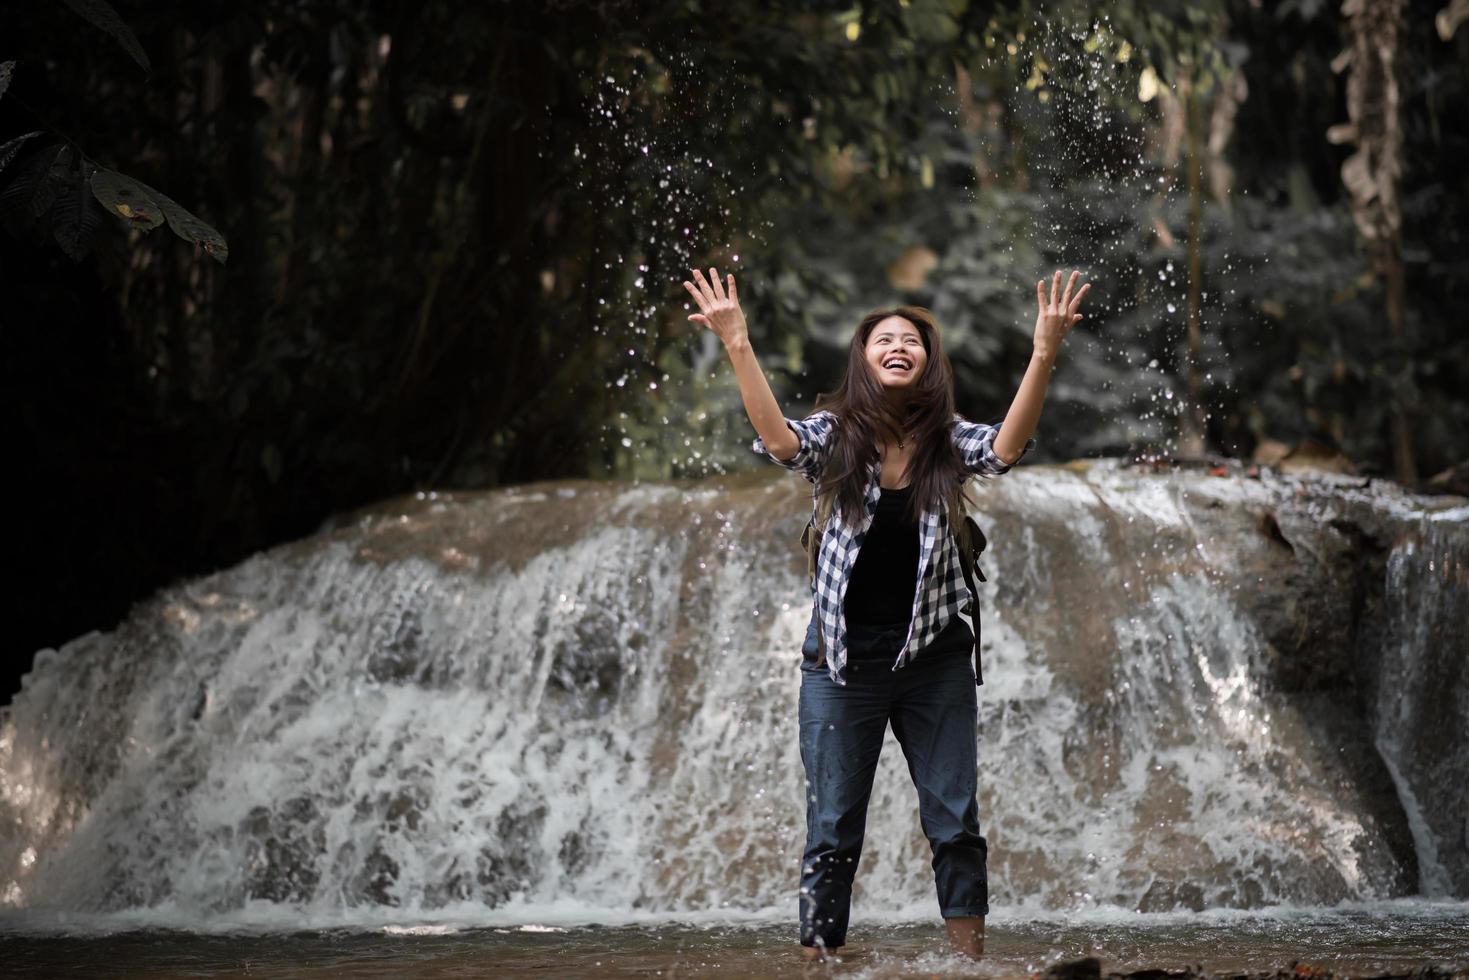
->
[3, 0, 1466, 701]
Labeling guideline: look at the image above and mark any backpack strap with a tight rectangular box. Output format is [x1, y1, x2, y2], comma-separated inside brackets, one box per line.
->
[946, 488, 987, 687]
[801, 483, 836, 584]
[800, 485, 837, 665]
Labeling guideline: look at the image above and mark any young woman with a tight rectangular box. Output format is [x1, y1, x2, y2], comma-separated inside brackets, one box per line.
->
[682, 266, 1090, 961]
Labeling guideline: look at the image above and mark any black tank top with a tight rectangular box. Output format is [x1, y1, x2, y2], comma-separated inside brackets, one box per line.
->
[842, 483, 975, 662]
[844, 484, 920, 625]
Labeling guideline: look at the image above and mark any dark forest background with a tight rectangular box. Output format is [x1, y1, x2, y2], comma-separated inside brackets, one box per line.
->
[2, 0, 1466, 704]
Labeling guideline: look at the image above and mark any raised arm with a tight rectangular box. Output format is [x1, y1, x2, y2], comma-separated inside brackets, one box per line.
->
[992, 268, 1091, 464]
[683, 266, 799, 461]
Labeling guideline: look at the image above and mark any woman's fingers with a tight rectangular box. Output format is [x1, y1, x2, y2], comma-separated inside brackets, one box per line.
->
[690, 265, 742, 312]
[1060, 270, 1080, 308]
[683, 279, 710, 312]
[691, 268, 718, 306]
[1037, 269, 1091, 314]
[688, 313, 710, 329]
[1068, 281, 1091, 313]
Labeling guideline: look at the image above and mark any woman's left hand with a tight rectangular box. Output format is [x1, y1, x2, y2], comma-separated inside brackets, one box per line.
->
[1034, 269, 1090, 360]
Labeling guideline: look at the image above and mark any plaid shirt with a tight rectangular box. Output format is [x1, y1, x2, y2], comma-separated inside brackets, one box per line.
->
[752, 410, 1033, 685]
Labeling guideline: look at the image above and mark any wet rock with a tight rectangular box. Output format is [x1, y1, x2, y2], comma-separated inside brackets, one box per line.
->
[240, 797, 325, 903]
[475, 799, 548, 906]
[1045, 956, 1103, 980]
[545, 606, 627, 717]
[1137, 878, 1206, 913]
[351, 846, 400, 906]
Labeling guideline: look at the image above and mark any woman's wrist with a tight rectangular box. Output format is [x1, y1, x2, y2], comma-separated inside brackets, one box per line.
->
[1031, 345, 1058, 366]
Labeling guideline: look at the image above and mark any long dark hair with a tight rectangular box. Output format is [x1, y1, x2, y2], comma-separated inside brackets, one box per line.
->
[812, 306, 983, 528]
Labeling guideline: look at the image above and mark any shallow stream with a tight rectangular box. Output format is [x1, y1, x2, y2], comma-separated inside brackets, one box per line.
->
[3, 900, 1466, 978]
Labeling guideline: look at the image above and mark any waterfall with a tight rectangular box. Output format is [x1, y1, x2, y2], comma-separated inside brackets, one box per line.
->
[2, 464, 1465, 925]
[1371, 510, 1469, 897]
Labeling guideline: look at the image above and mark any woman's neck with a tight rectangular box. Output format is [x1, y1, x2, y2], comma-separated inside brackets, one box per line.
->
[879, 394, 915, 445]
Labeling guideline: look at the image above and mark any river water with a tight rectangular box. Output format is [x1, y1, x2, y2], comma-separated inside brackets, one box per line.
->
[2, 900, 1467, 977]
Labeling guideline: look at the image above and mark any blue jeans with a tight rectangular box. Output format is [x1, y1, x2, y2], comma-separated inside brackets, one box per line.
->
[797, 610, 989, 948]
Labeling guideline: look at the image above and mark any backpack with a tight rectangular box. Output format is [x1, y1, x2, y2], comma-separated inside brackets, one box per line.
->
[800, 482, 989, 686]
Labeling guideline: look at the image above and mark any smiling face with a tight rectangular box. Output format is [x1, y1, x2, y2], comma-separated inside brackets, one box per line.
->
[864, 315, 929, 393]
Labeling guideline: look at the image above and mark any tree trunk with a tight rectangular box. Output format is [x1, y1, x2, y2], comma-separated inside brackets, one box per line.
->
[1331, 0, 1417, 485]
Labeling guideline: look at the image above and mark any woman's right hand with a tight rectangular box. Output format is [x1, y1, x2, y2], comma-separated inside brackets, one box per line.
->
[683, 266, 749, 349]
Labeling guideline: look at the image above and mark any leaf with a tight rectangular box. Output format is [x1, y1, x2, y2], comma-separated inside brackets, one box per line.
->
[0, 61, 14, 100]
[0, 131, 42, 176]
[0, 141, 60, 226]
[0, 143, 103, 259]
[61, 0, 151, 72]
[52, 153, 103, 260]
[148, 183, 229, 264]
[89, 167, 165, 229]
[88, 166, 228, 263]
[29, 144, 72, 219]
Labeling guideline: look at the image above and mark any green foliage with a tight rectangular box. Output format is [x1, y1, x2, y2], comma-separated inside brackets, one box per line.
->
[89, 167, 166, 230]
[611, 0, 1464, 478]
[0, 131, 42, 175]
[0, 134, 227, 263]
[61, 0, 151, 71]
[6, 0, 1463, 482]
[91, 166, 228, 262]
[0, 40, 225, 263]
[51, 145, 102, 260]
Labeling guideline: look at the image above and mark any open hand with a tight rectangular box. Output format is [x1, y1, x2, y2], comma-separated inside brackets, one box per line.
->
[1034, 269, 1090, 360]
[683, 267, 749, 349]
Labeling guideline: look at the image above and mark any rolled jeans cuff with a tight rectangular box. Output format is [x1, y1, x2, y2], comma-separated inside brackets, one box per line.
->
[940, 905, 989, 918]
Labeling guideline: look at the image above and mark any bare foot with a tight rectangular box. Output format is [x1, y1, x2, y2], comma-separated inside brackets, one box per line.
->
[945, 915, 985, 959]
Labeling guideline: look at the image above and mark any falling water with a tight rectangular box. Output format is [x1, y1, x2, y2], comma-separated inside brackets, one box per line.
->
[3, 462, 1464, 930]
